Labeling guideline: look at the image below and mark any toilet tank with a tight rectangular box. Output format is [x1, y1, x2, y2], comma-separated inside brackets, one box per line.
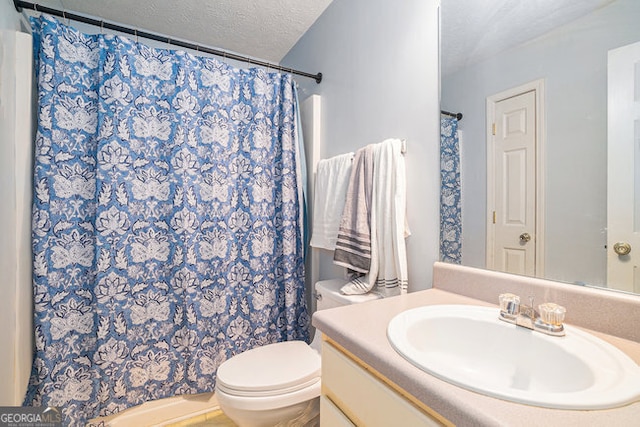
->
[315, 278, 382, 311]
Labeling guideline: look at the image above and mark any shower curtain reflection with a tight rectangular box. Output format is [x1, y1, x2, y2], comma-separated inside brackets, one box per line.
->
[440, 116, 462, 263]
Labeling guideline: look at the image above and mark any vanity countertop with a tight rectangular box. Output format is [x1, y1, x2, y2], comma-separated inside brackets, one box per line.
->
[313, 288, 640, 427]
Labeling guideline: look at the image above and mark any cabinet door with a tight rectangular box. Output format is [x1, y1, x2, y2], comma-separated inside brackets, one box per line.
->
[322, 343, 444, 427]
[320, 395, 355, 427]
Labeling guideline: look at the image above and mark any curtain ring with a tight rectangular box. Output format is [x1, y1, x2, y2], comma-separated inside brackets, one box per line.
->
[134, 29, 138, 43]
[100, 20, 104, 34]
[33, 3, 38, 12]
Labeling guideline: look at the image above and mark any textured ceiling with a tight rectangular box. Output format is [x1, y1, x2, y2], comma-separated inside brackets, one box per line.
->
[441, 0, 616, 76]
[31, 0, 334, 63]
[25, 0, 616, 74]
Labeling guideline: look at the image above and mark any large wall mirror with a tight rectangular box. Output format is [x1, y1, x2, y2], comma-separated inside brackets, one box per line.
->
[440, 0, 640, 295]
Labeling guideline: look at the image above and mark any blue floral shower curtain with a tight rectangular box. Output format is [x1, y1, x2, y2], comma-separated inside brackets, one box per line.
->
[440, 117, 462, 263]
[25, 15, 309, 426]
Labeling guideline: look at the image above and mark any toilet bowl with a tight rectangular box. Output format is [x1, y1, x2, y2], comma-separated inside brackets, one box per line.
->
[215, 279, 382, 427]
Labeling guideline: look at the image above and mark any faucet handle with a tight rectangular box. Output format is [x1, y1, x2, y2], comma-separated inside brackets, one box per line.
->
[499, 293, 520, 315]
[538, 303, 566, 326]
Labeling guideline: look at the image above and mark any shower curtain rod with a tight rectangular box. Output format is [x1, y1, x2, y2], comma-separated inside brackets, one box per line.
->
[441, 110, 463, 120]
[12, 0, 323, 84]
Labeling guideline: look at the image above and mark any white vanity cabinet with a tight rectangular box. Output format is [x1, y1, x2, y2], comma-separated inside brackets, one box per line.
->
[320, 340, 450, 427]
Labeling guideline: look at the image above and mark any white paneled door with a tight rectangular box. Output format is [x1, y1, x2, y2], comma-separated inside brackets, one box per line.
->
[607, 40, 640, 293]
[487, 89, 538, 276]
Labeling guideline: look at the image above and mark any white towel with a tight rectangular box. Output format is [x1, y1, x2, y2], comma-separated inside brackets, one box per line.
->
[372, 139, 410, 294]
[340, 139, 410, 296]
[310, 152, 354, 250]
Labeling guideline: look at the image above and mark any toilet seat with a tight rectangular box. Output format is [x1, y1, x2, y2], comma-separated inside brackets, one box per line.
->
[215, 341, 321, 411]
[216, 341, 321, 397]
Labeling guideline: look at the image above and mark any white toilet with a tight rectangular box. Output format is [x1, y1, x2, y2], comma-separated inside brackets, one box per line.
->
[215, 278, 382, 427]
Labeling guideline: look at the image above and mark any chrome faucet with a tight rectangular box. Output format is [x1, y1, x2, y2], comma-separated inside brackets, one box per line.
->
[498, 293, 566, 337]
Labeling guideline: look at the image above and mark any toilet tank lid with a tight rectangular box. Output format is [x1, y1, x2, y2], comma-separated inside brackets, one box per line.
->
[216, 341, 320, 394]
[315, 278, 383, 304]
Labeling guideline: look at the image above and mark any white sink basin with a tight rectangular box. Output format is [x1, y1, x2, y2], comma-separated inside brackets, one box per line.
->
[387, 304, 640, 410]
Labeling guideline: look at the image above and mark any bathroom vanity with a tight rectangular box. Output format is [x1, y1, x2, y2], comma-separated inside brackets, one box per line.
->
[320, 339, 445, 426]
[313, 262, 640, 426]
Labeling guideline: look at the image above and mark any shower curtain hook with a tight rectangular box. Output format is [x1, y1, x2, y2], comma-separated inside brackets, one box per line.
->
[134, 29, 138, 43]
[100, 20, 104, 34]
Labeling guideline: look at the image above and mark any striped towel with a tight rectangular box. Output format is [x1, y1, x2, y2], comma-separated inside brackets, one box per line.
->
[371, 139, 409, 294]
[332, 146, 375, 273]
[338, 139, 410, 296]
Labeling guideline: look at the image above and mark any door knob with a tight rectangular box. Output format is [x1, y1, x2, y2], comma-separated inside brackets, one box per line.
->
[519, 232, 531, 242]
[613, 242, 631, 256]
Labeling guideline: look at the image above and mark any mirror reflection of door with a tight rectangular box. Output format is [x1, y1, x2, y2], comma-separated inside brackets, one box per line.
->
[487, 81, 545, 277]
[607, 40, 640, 294]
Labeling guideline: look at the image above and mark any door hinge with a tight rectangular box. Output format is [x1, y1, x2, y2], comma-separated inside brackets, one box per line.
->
[493, 211, 496, 224]
[492, 123, 497, 135]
